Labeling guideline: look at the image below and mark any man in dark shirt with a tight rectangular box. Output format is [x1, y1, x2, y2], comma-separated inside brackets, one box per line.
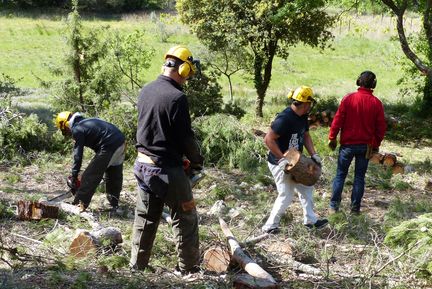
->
[262, 86, 328, 233]
[328, 71, 386, 214]
[130, 45, 204, 274]
[55, 111, 125, 212]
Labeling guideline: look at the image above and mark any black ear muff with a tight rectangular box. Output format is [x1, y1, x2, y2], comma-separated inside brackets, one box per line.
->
[371, 78, 377, 89]
[178, 62, 191, 78]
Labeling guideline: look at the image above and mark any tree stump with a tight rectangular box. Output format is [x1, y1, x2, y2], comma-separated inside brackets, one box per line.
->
[282, 148, 321, 186]
[203, 246, 231, 273]
[17, 200, 59, 220]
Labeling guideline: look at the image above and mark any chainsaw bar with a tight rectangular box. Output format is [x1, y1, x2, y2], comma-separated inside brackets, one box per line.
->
[48, 190, 74, 202]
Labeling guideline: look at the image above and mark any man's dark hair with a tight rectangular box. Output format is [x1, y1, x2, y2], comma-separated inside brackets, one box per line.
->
[356, 71, 377, 89]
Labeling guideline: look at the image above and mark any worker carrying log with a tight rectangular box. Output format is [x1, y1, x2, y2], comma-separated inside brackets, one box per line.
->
[130, 45, 204, 275]
[261, 86, 328, 234]
[328, 71, 387, 214]
[55, 111, 125, 212]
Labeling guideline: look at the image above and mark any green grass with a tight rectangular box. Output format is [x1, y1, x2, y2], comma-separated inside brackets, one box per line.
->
[0, 11, 410, 108]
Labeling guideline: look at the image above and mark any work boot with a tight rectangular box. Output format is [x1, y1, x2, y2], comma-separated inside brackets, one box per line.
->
[328, 207, 338, 215]
[305, 219, 328, 230]
[174, 264, 200, 276]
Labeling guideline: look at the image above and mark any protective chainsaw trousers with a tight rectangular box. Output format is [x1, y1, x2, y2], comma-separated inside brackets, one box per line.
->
[130, 160, 199, 272]
[74, 143, 125, 207]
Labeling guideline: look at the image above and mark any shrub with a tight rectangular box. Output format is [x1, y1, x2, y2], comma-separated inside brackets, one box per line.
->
[100, 103, 137, 161]
[183, 67, 223, 118]
[194, 114, 267, 171]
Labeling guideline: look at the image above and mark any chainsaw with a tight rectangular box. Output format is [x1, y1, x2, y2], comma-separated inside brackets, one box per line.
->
[48, 176, 81, 202]
[183, 158, 205, 188]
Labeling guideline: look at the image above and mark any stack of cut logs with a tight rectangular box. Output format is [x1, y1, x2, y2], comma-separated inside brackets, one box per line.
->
[370, 152, 405, 175]
[308, 110, 335, 129]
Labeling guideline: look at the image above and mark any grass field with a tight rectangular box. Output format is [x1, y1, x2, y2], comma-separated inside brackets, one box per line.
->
[0, 10, 421, 108]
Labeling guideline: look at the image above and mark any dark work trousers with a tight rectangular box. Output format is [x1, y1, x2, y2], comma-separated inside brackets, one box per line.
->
[330, 144, 369, 212]
[75, 148, 123, 207]
[130, 160, 199, 272]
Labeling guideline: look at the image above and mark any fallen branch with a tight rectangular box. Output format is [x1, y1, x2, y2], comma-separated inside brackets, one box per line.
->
[219, 217, 278, 288]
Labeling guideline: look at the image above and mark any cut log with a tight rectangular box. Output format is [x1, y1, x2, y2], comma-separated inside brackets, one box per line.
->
[70, 227, 123, 257]
[202, 246, 231, 273]
[282, 148, 321, 186]
[369, 153, 384, 164]
[219, 218, 278, 288]
[17, 200, 59, 220]
[41, 200, 123, 257]
[383, 153, 397, 167]
[392, 162, 405, 175]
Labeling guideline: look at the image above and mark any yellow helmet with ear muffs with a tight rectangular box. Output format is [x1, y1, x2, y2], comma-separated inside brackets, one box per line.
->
[55, 111, 72, 131]
[287, 86, 315, 103]
[164, 45, 198, 78]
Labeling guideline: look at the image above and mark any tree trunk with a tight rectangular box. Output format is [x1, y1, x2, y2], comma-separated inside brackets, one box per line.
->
[228, 75, 234, 103]
[423, 74, 432, 112]
[282, 148, 322, 186]
[219, 218, 278, 288]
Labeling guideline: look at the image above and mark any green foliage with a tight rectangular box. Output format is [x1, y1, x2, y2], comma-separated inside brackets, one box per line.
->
[71, 271, 92, 289]
[194, 114, 267, 171]
[100, 103, 137, 160]
[0, 200, 15, 219]
[184, 67, 223, 118]
[329, 211, 378, 243]
[384, 213, 432, 278]
[98, 255, 129, 270]
[178, 0, 335, 116]
[327, 0, 388, 14]
[47, 2, 122, 115]
[110, 29, 155, 90]
[1, 0, 166, 11]
[221, 100, 246, 120]
[0, 110, 51, 165]
[383, 197, 432, 232]
[150, 12, 178, 43]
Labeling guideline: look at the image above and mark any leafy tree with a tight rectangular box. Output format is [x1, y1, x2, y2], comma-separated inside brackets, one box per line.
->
[201, 44, 249, 103]
[177, 0, 335, 117]
[110, 30, 155, 91]
[381, 0, 432, 114]
[183, 66, 223, 118]
[47, 0, 122, 115]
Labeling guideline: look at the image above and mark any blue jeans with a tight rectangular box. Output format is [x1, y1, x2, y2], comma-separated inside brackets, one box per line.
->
[330, 144, 369, 212]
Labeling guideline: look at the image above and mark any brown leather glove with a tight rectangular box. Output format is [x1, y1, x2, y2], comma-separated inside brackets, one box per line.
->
[328, 139, 337, 151]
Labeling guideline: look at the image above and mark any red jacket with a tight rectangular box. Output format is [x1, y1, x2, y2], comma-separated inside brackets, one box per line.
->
[329, 88, 386, 148]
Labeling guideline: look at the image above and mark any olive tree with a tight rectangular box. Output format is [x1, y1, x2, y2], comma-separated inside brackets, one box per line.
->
[381, 0, 432, 112]
[177, 0, 335, 117]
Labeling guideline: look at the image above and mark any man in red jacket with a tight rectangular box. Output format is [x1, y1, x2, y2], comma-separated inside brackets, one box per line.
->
[328, 71, 386, 214]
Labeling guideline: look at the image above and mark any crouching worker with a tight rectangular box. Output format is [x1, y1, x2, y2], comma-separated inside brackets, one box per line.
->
[130, 45, 204, 274]
[55, 111, 126, 212]
[261, 86, 328, 234]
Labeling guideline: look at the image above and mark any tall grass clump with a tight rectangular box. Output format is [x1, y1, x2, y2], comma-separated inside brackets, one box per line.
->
[194, 114, 267, 172]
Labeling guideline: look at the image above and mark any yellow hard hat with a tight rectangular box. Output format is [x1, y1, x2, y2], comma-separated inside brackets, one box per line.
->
[287, 86, 315, 103]
[55, 111, 72, 131]
[164, 45, 197, 78]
